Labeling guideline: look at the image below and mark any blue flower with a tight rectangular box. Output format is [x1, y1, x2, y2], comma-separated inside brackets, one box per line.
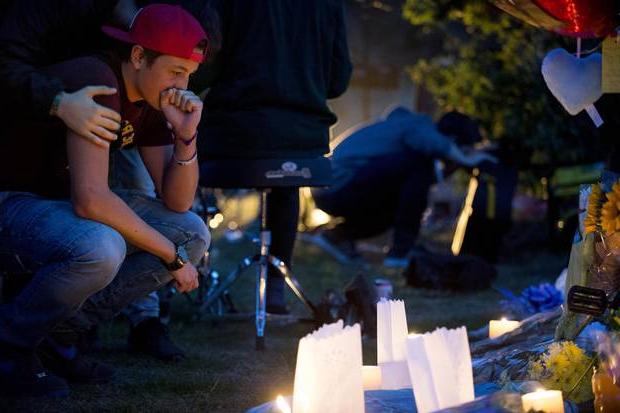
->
[498, 283, 563, 318]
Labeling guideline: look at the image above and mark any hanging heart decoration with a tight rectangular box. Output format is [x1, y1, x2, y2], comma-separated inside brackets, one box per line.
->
[541, 48, 602, 115]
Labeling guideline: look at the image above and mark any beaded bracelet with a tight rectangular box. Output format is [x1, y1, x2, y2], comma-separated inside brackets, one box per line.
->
[173, 150, 197, 166]
[173, 131, 198, 146]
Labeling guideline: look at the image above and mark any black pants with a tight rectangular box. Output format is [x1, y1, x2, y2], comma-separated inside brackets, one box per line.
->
[264, 187, 299, 305]
[313, 152, 434, 254]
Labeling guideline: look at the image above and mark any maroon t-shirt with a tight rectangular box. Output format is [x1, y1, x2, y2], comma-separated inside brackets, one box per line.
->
[0, 55, 172, 198]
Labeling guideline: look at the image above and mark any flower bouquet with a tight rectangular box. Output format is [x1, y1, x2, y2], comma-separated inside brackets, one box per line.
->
[556, 178, 620, 340]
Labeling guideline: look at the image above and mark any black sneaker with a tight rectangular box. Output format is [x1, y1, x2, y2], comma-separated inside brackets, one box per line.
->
[38, 338, 115, 384]
[128, 318, 185, 362]
[0, 342, 69, 398]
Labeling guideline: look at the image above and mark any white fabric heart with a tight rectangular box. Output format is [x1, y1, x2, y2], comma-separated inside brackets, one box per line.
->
[541, 48, 602, 115]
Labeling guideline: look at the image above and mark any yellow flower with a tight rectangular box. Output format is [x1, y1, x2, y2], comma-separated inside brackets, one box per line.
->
[585, 183, 604, 235]
[602, 182, 620, 235]
[527, 341, 593, 403]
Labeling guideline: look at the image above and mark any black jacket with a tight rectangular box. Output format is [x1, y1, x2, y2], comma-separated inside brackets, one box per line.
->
[197, 0, 353, 159]
[0, 0, 217, 125]
[0, 0, 117, 122]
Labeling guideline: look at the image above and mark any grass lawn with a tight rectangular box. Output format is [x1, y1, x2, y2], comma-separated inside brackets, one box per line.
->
[5, 225, 569, 412]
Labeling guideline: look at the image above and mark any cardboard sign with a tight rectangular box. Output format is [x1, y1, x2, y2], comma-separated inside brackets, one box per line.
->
[602, 36, 620, 93]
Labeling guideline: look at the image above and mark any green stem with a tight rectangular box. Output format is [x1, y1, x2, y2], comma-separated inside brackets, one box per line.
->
[566, 356, 597, 399]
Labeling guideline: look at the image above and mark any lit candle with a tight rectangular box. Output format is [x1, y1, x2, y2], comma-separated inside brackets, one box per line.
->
[521, 389, 564, 413]
[292, 321, 364, 412]
[362, 365, 382, 390]
[377, 300, 410, 390]
[276, 395, 292, 413]
[489, 318, 520, 339]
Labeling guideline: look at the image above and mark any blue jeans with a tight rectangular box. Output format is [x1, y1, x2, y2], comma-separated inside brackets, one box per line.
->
[109, 147, 161, 325]
[0, 190, 209, 348]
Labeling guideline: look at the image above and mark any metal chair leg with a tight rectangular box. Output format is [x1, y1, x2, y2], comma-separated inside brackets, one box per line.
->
[195, 188, 318, 350]
[268, 255, 317, 315]
[256, 255, 268, 350]
[198, 255, 255, 315]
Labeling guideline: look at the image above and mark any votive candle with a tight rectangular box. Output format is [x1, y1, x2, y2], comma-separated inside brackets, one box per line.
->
[522, 389, 564, 413]
[362, 365, 382, 390]
[489, 318, 520, 339]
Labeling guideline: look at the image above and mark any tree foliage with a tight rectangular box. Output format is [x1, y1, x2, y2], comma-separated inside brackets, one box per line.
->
[402, 0, 600, 166]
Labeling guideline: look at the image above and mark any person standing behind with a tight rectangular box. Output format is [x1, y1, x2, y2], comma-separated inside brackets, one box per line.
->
[196, 0, 352, 313]
[0, 0, 133, 147]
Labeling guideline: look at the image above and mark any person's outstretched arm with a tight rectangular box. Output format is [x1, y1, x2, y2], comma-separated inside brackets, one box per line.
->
[445, 144, 498, 167]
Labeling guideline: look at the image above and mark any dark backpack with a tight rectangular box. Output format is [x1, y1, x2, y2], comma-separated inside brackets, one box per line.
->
[404, 252, 497, 291]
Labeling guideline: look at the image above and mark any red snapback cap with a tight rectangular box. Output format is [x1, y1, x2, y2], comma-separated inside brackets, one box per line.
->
[102, 4, 207, 63]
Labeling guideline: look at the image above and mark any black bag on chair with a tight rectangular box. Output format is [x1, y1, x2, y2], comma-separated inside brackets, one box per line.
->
[403, 251, 497, 291]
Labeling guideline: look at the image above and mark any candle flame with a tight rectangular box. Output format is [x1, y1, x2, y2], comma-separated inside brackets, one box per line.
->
[499, 317, 521, 324]
[276, 395, 291, 413]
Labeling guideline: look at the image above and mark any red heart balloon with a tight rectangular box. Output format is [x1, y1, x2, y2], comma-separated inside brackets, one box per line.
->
[534, 0, 620, 38]
[492, 0, 620, 38]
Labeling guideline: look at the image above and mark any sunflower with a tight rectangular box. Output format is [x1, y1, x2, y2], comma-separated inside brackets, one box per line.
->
[585, 183, 604, 235]
[601, 182, 620, 236]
